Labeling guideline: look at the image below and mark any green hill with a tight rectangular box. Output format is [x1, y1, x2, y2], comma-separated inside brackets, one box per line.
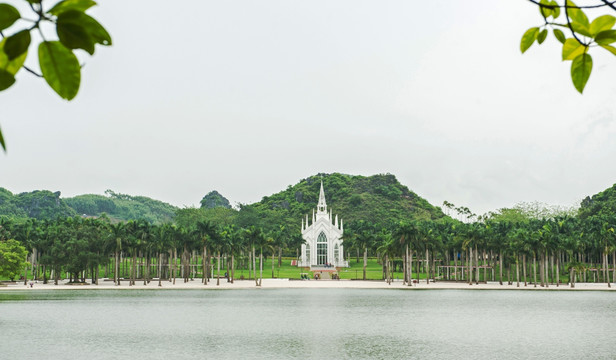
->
[237, 173, 445, 231]
[579, 183, 616, 219]
[0, 188, 76, 220]
[64, 190, 177, 224]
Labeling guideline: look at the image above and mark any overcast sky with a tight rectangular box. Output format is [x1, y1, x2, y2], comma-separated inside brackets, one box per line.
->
[1, 0, 615, 215]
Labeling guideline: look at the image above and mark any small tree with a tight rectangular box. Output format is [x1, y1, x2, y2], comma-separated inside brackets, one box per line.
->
[0, 239, 29, 281]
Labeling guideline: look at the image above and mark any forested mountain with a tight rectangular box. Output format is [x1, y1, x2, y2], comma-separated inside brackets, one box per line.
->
[0, 188, 76, 220]
[64, 190, 177, 224]
[579, 183, 616, 219]
[236, 173, 445, 231]
[200, 191, 232, 209]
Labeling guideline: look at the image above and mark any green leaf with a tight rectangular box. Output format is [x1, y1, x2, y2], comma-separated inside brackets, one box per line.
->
[553, 28, 566, 44]
[0, 4, 20, 31]
[78, 13, 111, 46]
[56, 10, 111, 54]
[0, 125, 5, 151]
[57, 17, 95, 54]
[0, 38, 27, 75]
[599, 44, 616, 56]
[521, 27, 539, 53]
[4, 30, 31, 60]
[570, 21, 591, 38]
[48, 0, 97, 16]
[539, 0, 552, 18]
[537, 29, 548, 44]
[571, 53, 592, 93]
[38, 41, 81, 100]
[595, 30, 616, 45]
[549, 0, 560, 19]
[562, 38, 585, 60]
[0, 68, 15, 91]
[590, 15, 616, 36]
[566, 1, 589, 27]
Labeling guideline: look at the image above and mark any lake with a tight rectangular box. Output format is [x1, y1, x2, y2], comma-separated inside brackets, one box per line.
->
[1, 289, 614, 359]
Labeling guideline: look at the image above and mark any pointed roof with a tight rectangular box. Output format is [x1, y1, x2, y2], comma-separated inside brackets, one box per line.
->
[317, 180, 327, 213]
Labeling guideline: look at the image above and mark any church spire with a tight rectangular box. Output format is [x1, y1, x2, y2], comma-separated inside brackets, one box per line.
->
[317, 180, 327, 213]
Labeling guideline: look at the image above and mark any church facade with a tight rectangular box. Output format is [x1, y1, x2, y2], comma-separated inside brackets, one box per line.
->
[298, 181, 348, 268]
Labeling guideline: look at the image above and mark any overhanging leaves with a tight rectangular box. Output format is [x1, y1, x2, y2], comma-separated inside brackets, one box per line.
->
[553, 29, 566, 44]
[38, 41, 81, 100]
[48, 0, 97, 16]
[599, 44, 616, 56]
[562, 38, 585, 60]
[0, 4, 20, 31]
[4, 30, 31, 60]
[0, 68, 15, 91]
[56, 10, 111, 54]
[566, 1, 589, 27]
[571, 53, 592, 93]
[521, 27, 539, 53]
[589, 15, 616, 36]
[0, 38, 27, 75]
[595, 30, 616, 45]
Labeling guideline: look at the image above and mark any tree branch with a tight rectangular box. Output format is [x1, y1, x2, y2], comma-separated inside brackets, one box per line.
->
[23, 66, 43, 78]
[600, 0, 616, 11]
[526, 0, 616, 9]
[565, 4, 587, 45]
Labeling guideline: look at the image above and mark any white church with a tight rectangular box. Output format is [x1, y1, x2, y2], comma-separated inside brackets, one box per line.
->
[298, 181, 348, 269]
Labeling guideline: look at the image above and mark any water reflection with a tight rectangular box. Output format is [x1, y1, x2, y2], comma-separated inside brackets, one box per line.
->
[1, 289, 614, 359]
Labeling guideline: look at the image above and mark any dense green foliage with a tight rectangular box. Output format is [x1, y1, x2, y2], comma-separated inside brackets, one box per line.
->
[579, 183, 616, 219]
[64, 190, 177, 224]
[242, 173, 445, 232]
[0, 188, 75, 220]
[0, 238, 28, 281]
[200, 191, 232, 209]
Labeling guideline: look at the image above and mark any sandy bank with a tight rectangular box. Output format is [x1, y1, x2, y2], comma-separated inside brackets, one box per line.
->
[1, 278, 615, 291]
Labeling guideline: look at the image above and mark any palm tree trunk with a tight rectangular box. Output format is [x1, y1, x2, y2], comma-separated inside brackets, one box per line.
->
[533, 254, 537, 288]
[173, 248, 177, 285]
[115, 251, 120, 285]
[468, 247, 473, 286]
[516, 254, 520, 287]
[271, 252, 275, 278]
[499, 250, 503, 285]
[217, 251, 221, 286]
[555, 252, 560, 287]
[202, 246, 207, 285]
[253, 246, 258, 286]
[426, 248, 430, 285]
[475, 245, 479, 285]
[248, 250, 252, 281]
[259, 248, 263, 286]
[158, 252, 163, 287]
[363, 247, 367, 280]
[231, 254, 235, 283]
[523, 254, 527, 287]
[409, 247, 413, 286]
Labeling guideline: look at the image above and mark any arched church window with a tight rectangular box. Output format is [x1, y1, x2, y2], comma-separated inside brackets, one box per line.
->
[317, 232, 327, 243]
[305, 243, 310, 263]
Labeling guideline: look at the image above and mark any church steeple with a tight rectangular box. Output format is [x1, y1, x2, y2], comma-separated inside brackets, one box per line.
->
[317, 180, 327, 213]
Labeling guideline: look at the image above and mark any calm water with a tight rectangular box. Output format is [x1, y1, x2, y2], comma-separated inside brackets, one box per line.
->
[1, 289, 615, 359]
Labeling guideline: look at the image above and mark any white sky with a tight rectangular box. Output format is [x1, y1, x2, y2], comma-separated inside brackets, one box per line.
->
[1, 0, 615, 215]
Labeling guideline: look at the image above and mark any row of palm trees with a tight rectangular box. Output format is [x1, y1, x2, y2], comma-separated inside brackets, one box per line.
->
[3, 210, 616, 288]
[0, 216, 302, 287]
[343, 214, 616, 288]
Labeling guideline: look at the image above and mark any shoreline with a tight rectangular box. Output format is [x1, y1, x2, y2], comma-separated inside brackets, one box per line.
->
[1, 279, 615, 291]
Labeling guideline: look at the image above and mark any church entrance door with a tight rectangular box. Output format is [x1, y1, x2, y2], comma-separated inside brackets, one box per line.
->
[317, 232, 328, 266]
